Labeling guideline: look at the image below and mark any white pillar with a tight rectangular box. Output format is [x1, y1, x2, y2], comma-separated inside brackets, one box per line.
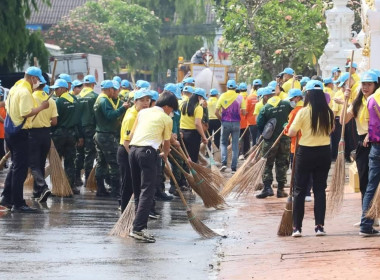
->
[368, 1, 380, 69]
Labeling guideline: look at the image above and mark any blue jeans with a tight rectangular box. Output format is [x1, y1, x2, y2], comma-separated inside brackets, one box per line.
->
[220, 121, 240, 170]
[360, 144, 380, 231]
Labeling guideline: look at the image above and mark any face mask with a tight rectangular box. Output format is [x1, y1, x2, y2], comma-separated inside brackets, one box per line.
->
[290, 101, 296, 108]
[32, 78, 40, 90]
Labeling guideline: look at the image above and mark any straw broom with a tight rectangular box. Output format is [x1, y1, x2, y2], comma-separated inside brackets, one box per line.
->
[226, 126, 249, 162]
[327, 50, 355, 215]
[220, 138, 264, 197]
[0, 151, 10, 170]
[109, 194, 135, 237]
[164, 160, 219, 238]
[49, 140, 73, 197]
[277, 137, 299, 236]
[205, 128, 222, 163]
[205, 145, 225, 186]
[24, 169, 34, 190]
[85, 166, 97, 192]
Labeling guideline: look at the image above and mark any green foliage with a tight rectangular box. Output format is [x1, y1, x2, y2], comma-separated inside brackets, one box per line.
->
[0, 0, 50, 73]
[216, 0, 328, 83]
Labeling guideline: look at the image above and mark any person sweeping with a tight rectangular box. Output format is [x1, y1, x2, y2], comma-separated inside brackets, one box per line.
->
[287, 80, 334, 237]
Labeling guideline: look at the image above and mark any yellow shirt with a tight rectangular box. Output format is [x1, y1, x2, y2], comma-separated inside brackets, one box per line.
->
[352, 72, 360, 83]
[324, 87, 334, 107]
[281, 78, 301, 98]
[32, 90, 58, 128]
[119, 105, 138, 145]
[128, 90, 136, 100]
[180, 103, 203, 130]
[5, 79, 36, 129]
[208, 96, 218, 120]
[130, 106, 172, 149]
[119, 89, 130, 98]
[290, 106, 331, 146]
[332, 89, 344, 116]
[347, 104, 368, 135]
[178, 94, 190, 108]
[254, 99, 264, 115]
[348, 81, 360, 104]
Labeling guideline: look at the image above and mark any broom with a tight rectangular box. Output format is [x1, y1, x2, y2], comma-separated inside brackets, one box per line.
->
[205, 128, 222, 162]
[220, 138, 264, 197]
[235, 131, 285, 198]
[277, 137, 299, 236]
[109, 194, 135, 237]
[24, 169, 34, 190]
[0, 151, 10, 170]
[205, 145, 226, 186]
[49, 140, 73, 197]
[168, 153, 225, 208]
[164, 160, 219, 238]
[327, 50, 355, 215]
[86, 166, 97, 192]
[226, 126, 249, 162]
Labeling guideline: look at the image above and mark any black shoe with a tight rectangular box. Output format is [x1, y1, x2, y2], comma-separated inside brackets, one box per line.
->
[169, 185, 176, 194]
[149, 211, 160, 219]
[277, 189, 288, 198]
[359, 228, 380, 237]
[72, 186, 80, 195]
[38, 187, 51, 203]
[11, 204, 37, 213]
[31, 191, 41, 200]
[74, 177, 83, 187]
[256, 186, 274, 199]
[0, 197, 12, 211]
[156, 192, 173, 201]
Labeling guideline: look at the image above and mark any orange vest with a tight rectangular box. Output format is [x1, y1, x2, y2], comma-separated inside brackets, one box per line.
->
[240, 92, 248, 128]
[246, 93, 258, 126]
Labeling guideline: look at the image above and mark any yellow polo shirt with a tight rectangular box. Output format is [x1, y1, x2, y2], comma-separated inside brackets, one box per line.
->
[130, 106, 172, 149]
[119, 105, 138, 145]
[180, 103, 203, 130]
[352, 72, 360, 83]
[347, 104, 368, 135]
[5, 79, 36, 129]
[32, 90, 58, 128]
[281, 78, 301, 99]
[290, 106, 331, 146]
[208, 96, 218, 120]
[178, 94, 189, 108]
[332, 89, 344, 117]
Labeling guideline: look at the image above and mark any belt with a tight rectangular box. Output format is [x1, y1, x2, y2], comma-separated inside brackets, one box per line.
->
[130, 145, 158, 152]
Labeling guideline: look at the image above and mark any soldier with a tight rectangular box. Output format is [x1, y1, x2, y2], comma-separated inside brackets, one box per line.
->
[58, 73, 72, 91]
[75, 75, 98, 187]
[51, 78, 83, 194]
[93, 80, 128, 197]
[71, 80, 83, 96]
[256, 86, 293, 198]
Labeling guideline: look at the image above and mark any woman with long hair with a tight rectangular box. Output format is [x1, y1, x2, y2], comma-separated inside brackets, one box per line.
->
[180, 88, 208, 162]
[288, 80, 334, 237]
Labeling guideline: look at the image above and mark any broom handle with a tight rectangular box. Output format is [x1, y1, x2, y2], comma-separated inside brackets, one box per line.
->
[263, 130, 285, 158]
[247, 138, 264, 163]
[170, 145, 187, 162]
[164, 161, 190, 209]
[168, 153, 190, 176]
[340, 50, 355, 140]
[206, 126, 221, 141]
[289, 136, 299, 195]
[205, 145, 216, 165]
[179, 136, 191, 159]
[0, 151, 10, 168]
[239, 126, 249, 141]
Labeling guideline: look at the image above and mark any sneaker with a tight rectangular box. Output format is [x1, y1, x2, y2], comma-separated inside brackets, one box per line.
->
[374, 219, 380, 227]
[239, 155, 244, 160]
[292, 228, 302, 237]
[38, 187, 51, 203]
[353, 221, 361, 228]
[315, 225, 326, 236]
[149, 211, 160, 219]
[31, 191, 41, 200]
[74, 178, 83, 187]
[129, 229, 156, 243]
[220, 165, 227, 172]
[231, 169, 236, 174]
[359, 228, 380, 237]
[156, 192, 173, 201]
[11, 204, 38, 213]
[72, 186, 80, 195]
[305, 196, 312, 202]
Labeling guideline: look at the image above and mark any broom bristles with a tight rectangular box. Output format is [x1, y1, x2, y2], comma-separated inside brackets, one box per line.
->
[49, 141, 73, 197]
[211, 142, 221, 162]
[109, 194, 135, 237]
[327, 146, 346, 215]
[187, 209, 219, 238]
[24, 169, 34, 190]
[365, 185, 380, 219]
[0, 151, 10, 170]
[191, 161, 225, 189]
[86, 167, 97, 192]
[277, 197, 293, 236]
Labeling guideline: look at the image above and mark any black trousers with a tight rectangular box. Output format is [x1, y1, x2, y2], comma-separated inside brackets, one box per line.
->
[208, 119, 221, 149]
[249, 125, 258, 146]
[356, 134, 370, 202]
[28, 127, 51, 194]
[181, 129, 201, 163]
[239, 128, 250, 155]
[117, 145, 133, 212]
[293, 145, 331, 229]
[2, 130, 29, 207]
[129, 146, 158, 232]
[331, 118, 358, 160]
[0, 138, 5, 160]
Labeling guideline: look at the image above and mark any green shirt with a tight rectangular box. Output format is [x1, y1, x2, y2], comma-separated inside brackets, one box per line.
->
[94, 96, 126, 134]
[53, 94, 83, 138]
[172, 110, 181, 135]
[78, 90, 98, 127]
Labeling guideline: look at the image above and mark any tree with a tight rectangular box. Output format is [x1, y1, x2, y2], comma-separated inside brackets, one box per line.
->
[0, 0, 50, 73]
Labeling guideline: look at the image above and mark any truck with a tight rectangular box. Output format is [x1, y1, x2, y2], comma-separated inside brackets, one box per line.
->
[49, 53, 104, 93]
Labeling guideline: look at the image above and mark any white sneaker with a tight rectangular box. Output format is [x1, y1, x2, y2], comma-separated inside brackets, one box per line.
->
[220, 166, 227, 172]
[292, 229, 302, 238]
[129, 229, 156, 243]
[305, 196, 312, 202]
[239, 155, 244, 160]
[353, 221, 361, 228]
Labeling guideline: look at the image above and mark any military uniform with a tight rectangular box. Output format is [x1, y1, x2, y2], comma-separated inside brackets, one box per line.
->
[119, 89, 130, 102]
[93, 93, 126, 197]
[256, 96, 292, 198]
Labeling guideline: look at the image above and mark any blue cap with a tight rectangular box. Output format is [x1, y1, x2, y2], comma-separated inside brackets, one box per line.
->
[50, 78, 69, 89]
[150, 90, 159, 101]
[183, 77, 195, 84]
[43, 85, 50, 94]
[134, 89, 152, 101]
[112, 80, 120, 90]
[58, 73, 72, 83]
[100, 80, 114, 89]
[331, 67, 341, 75]
[300, 77, 310, 86]
[183, 85, 194, 94]
[267, 81, 277, 89]
[335, 72, 350, 87]
[25, 66, 45, 83]
[287, 89, 303, 100]
[369, 69, 380, 78]
[72, 80, 83, 88]
[305, 80, 324, 91]
[261, 87, 273, 96]
[113, 76, 121, 83]
[121, 79, 130, 88]
[252, 79, 262, 86]
[84, 75, 96, 84]
[164, 83, 177, 94]
[194, 88, 207, 100]
[176, 83, 184, 91]
[345, 62, 358, 69]
[227, 79, 237, 89]
[239, 82, 247, 91]
[175, 87, 182, 100]
[136, 80, 150, 89]
[323, 77, 333, 85]
[361, 71, 378, 83]
[210, 88, 219, 96]
[257, 88, 266, 97]
[282, 68, 294, 75]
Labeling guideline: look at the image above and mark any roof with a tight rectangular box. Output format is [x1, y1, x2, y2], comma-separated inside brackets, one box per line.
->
[27, 0, 94, 26]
